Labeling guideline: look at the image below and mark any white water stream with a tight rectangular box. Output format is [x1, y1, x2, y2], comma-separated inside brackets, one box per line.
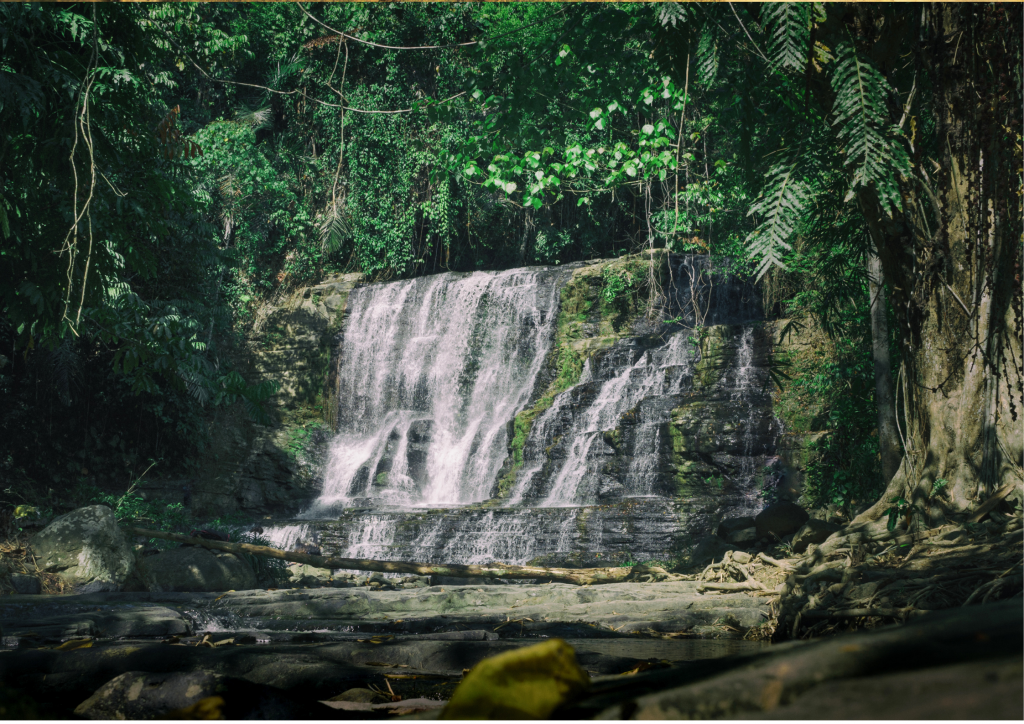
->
[305, 268, 562, 515]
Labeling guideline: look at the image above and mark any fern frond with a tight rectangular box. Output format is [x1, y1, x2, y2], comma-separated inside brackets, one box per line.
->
[179, 368, 210, 405]
[657, 1, 693, 28]
[763, 2, 811, 73]
[745, 156, 817, 280]
[830, 43, 910, 214]
[218, 173, 238, 199]
[696, 25, 719, 86]
[0, 194, 10, 239]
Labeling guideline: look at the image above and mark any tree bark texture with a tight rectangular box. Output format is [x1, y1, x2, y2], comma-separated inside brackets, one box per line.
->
[867, 250, 902, 486]
[127, 527, 666, 586]
[849, 3, 1023, 524]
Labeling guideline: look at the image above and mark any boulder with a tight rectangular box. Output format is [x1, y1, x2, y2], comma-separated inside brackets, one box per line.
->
[792, 519, 843, 553]
[400, 575, 431, 588]
[141, 547, 257, 593]
[286, 563, 333, 588]
[716, 516, 756, 540]
[9, 574, 41, 595]
[755, 501, 809, 541]
[29, 505, 134, 592]
[726, 527, 759, 547]
[673, 536, 739, 571]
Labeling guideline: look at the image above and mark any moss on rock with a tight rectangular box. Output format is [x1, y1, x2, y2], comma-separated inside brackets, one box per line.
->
[495, 255, 660, 499]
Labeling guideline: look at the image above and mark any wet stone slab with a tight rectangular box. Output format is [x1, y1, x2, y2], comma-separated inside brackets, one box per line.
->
[0, 581, 770, 642]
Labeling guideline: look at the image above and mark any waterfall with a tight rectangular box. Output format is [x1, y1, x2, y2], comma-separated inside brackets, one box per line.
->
[305, 267, 566, 515]
[284, 256, 773, 568]
[510, 331, 693, 506]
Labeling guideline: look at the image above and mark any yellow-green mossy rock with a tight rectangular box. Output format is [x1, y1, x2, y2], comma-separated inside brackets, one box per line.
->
[441, 639, 589, 719]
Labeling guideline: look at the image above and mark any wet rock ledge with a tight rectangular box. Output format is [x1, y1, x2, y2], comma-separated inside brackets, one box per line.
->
[0, 580, 768, 643]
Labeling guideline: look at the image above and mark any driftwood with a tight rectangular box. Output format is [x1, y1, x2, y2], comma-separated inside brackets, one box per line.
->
[697, 581, 766, 593]
[127, 527, 670, 586]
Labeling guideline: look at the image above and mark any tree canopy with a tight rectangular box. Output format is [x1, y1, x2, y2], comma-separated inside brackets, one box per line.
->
[0, 3, 1020, 526]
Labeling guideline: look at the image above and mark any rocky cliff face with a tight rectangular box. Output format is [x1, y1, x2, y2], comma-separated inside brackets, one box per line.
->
[173, 254, 788, 566]
[255, 255, 781, 567]
[181, 273, 362, 517]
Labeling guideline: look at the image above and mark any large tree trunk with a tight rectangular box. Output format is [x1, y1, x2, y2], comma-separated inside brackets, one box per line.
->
[851, 4, 1023, 528]
[866, 250, 902, 486]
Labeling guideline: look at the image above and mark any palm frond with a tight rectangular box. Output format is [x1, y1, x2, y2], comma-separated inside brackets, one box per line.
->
[234, 103, 272, 130]
[657, 1, 693, 29]
[317, 201, 350, 255]
[830, 42, 910, 214]
[266, 55, 303, 92]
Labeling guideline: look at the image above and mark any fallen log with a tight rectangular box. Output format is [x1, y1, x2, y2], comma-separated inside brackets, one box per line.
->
[697, 581, 766, 593]
[126, 527, 665, 586]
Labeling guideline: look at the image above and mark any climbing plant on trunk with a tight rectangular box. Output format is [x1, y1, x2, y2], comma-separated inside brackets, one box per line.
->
[844, 4, 1022, 523]
[732, 2, 1022, 523]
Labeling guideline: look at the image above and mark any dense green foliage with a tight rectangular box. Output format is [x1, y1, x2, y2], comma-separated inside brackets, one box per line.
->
[6, 3, 1010, 520]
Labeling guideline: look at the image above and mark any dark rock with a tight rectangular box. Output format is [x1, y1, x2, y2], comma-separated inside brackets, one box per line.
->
[140, 547, 257, 592]
[587, 598, 1023, 720]
[726, 527, 759, 547]
[1, 603, 188, 640]
[73, 670, 333, 720]
[716, 516, 756, 540]
[792, 519, 842, 553]
[328, 688, 389, 704]
[0, 683, 39, 718]
[754, 501, 809, 540]
[597, 476, 625, 500]
[10, 574, 41, 595]
[674, 536, 739, 570]
[405, 630, 499, 641]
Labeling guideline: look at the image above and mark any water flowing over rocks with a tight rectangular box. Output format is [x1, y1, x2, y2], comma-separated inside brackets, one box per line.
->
[269, 253, 780, 568]
[312, 265, 574, 511]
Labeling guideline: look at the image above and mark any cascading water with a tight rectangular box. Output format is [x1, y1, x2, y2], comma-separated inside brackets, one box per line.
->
[307, 267, 567, 513]
[510, 332, 693, 506]
[269, 255, 775, 568]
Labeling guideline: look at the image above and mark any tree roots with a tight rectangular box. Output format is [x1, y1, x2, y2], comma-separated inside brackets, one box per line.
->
[763, 510, 1024, 641]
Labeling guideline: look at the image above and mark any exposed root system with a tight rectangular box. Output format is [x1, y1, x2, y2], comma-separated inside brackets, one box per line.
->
[763, 514, 1023, 641]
